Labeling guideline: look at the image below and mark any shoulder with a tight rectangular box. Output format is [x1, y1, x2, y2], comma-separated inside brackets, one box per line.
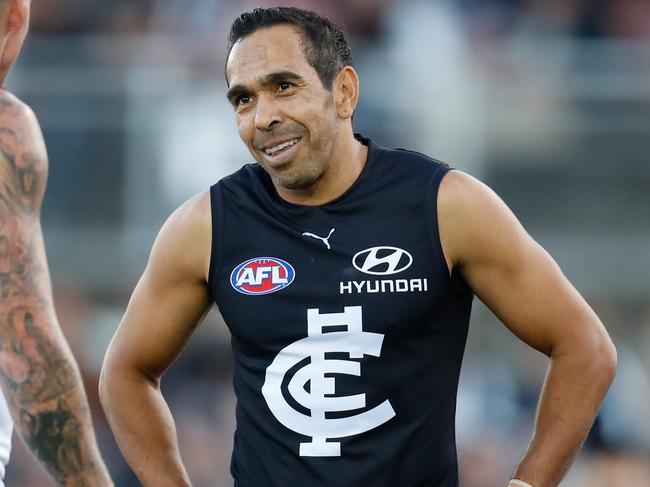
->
[158, 190, 211, 251]
[438, 170, 513, 223]
[438, 170, 490, 208]
[0, 89, 32, 117]
[167, 190, 211, 237]
[438, 170, 529, 267]
[150, 190, 212, 282]
[0, 89, 44, 151]
[0, 89, 48, 213]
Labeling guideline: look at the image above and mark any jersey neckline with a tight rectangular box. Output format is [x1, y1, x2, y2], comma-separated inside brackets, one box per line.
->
[262, 133, 378, 210]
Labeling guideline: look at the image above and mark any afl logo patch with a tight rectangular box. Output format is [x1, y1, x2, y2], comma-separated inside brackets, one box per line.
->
[230, 257, 295, 295]
[353, 247, 413, 275]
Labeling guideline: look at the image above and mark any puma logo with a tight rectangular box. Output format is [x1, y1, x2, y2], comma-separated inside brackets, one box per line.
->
[302, 228, 335, 250]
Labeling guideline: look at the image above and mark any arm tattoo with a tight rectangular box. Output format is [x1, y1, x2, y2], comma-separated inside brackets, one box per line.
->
[0, 93, 108, 486]
[20, 397, 85, 483]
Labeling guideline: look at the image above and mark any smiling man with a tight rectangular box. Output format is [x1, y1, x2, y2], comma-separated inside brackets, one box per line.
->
[100, 7, 616, 487]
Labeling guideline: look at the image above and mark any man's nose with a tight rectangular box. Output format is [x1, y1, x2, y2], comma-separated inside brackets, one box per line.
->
[255, 93, 282, 130]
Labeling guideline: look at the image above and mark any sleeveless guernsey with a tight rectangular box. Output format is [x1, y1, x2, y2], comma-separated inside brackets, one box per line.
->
[208, 136, 473, 486]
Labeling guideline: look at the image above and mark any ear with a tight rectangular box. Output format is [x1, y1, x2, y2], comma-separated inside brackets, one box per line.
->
[0, 0, 30, 87]
[334, 66, 360, 120]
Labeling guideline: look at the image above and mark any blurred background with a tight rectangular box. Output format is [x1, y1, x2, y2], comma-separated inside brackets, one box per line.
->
[4, 0, 650, 485]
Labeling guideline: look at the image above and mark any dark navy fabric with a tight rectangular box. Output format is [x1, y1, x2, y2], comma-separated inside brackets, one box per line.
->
[208, 136, 474, 486]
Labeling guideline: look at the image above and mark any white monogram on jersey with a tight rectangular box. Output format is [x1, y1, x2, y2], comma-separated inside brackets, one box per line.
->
[261, 306, 396, 457]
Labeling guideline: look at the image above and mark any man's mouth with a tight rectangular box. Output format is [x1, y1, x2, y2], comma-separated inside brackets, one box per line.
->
[262, 138, 300, 156]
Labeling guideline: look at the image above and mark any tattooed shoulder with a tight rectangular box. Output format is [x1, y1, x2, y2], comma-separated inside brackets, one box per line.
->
[0, 89, 48, 215]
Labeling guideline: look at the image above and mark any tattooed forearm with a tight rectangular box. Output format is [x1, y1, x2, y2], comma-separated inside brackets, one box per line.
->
[0, 90, 112, 485]
[0, 305, 103, 485]
[21, 398, 86, 485]
[0, 308, 74, 397]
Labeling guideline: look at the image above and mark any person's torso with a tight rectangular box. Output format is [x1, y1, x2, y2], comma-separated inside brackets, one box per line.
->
[208, 137, 473, 487]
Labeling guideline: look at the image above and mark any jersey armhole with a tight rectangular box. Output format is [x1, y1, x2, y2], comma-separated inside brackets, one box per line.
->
[430, 164, 453, 284]
[431, 167, 474, 295]
[206, 183, 221, 303]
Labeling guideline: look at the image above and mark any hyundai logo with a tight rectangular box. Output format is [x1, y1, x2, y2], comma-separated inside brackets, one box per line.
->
[352, 247, 413, 275]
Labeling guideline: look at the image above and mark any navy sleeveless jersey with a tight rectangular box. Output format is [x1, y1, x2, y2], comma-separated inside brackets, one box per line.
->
[208, 136, 474, 486]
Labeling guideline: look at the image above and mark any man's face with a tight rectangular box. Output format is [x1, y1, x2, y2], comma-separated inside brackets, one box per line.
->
[226, 25, 340, 191]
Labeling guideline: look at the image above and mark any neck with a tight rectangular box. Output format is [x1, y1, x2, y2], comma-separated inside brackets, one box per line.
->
[274, 130, 368, 206]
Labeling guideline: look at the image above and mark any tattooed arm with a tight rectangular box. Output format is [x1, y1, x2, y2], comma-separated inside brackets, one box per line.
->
[0, 90, 113, 486]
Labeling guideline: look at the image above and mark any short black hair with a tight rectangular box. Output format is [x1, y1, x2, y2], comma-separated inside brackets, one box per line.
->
[227, 7, 353, 90]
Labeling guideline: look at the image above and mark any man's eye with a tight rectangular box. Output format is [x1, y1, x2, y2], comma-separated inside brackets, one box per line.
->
[278, 82, 294, 92]
[237, 95, 251, 106]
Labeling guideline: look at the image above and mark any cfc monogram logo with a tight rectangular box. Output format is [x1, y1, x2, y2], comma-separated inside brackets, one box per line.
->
[262, 306, 396, 457]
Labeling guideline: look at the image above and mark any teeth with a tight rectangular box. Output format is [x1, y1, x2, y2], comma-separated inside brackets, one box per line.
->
[264, 139, 298, 155]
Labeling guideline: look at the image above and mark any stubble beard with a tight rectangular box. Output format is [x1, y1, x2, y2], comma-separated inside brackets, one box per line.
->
[271, 155, 325, 191]
[255, 134, 330, 191]
[254, 113, 338, 192]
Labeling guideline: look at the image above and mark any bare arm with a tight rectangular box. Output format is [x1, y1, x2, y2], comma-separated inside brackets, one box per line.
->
[438, 171, 616, 487]
[99, 191, 212, 487]
[0, 91, 112, 485]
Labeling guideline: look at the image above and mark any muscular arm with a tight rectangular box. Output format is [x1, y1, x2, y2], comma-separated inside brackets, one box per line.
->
[99, 191, 212, 487]
[0, 91, 112, 485]
[438, 171, 616, 487]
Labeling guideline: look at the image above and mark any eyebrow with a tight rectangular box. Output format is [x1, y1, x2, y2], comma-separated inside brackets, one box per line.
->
[226, 70, 304, 104]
